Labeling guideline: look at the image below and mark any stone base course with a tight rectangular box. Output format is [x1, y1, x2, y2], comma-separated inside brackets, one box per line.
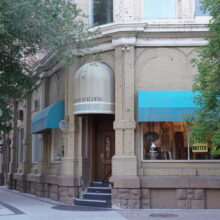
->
[112, 188, 141, 209]
[176, 189, 205, 209]
[112, 187, 208, 209]
[8, 175, 220, 209]
[9, 177, 79, 205]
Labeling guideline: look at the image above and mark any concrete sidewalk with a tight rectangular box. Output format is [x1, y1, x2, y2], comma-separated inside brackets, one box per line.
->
[0, 186, 220, 220]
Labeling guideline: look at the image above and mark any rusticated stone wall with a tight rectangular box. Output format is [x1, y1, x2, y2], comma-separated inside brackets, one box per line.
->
[140, 189, 150, 208]
[112, 188, 209, 209]
[112, 188, 141, 209]
[10, 179, 79, 205]
[15, 180, 27, 193]
[176, 189, 205, 209]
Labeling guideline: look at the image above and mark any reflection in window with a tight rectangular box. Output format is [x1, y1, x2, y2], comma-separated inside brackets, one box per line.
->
[195, 0, 210, 16]
[92, 0, 113, 26]
[18, 128, 24, 163]
[144, 0, 176, 19]
[142, 122, 217, 160]
[52, 129, 64, 162]
[32, 134, 41, 163]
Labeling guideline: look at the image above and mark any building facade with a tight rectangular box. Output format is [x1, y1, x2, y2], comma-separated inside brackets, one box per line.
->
[1, 0, 220, 209]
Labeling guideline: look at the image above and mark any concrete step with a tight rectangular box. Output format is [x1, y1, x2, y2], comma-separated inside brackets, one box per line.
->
[83, 192, 111, 200]
[74, 198, 110, 208]
[87, 186, 111, 193]
[91, 182, 110, 187]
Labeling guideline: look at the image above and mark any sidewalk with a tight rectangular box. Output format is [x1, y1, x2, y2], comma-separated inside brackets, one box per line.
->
[0, 186, 220, 220]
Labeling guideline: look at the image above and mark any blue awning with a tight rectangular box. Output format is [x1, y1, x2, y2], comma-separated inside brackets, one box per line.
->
[138, 90, 199, 122]
[31, 100, 64, 133]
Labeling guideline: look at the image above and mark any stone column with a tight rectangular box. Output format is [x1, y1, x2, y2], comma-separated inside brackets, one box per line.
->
[8, 101, 18, 189]
[60, 59, 82, 186]
[22, 95, 32, 174]
[38, 77, 50, 175]
[110, 36, 140, 208]
[15, 95, 32, 192]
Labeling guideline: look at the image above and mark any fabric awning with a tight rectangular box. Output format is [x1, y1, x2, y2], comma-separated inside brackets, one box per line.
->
[138, 90, 199, 122]
[31, 100, 64, 133]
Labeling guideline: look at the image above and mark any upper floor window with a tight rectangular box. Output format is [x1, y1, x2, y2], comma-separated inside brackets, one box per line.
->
[195, 0, 210, 16]
[144, 0, 176, 19]
[90, 0, 113, 26]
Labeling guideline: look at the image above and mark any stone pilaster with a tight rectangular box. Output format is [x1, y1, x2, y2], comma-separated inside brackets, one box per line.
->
[60, 60, 82, 186]
[111, 36, 139, 208]
[111, 38, 137, 175]
[8, 102, 18, 189]
[38, 77, 50, 175]
[22, 95, 32, 174]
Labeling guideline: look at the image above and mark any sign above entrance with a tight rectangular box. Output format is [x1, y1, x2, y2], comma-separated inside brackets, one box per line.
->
[73, 62, 115, 115]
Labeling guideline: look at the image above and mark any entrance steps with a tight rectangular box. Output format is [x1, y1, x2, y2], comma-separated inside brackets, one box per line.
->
[74, 182, 112, 208]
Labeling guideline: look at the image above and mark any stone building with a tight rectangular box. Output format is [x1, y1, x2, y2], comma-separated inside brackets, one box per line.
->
[1, 0, 220, 209]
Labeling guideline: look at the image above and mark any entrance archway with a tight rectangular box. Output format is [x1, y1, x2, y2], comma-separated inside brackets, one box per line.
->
[73, 62, 115, 186]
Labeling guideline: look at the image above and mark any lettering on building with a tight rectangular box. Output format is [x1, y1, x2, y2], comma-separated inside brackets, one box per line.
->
[74, 97, 104, 103]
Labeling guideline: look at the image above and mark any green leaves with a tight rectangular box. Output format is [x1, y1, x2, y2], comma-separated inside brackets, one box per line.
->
[0, 0, 96, 132]
[190, 0, 220, 155]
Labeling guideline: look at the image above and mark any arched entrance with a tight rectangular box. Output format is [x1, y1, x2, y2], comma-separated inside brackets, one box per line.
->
[73, 62, 115, 187]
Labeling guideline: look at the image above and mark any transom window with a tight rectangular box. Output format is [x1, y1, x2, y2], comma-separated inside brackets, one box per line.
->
[90, 0, 113, 26]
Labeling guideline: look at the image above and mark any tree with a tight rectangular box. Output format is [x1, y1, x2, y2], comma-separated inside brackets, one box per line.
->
[0, 0, 95, 132]
[189, 0, 220, 155]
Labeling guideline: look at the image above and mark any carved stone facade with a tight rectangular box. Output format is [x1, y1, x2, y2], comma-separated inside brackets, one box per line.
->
[10, 177, 80, 204]
[1, 0, 219, 210]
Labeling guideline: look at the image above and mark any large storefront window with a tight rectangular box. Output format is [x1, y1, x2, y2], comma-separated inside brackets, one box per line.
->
[142, 122, 218, 160]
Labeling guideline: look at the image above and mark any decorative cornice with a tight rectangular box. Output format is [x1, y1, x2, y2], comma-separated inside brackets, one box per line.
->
[34, 22, 210, 74]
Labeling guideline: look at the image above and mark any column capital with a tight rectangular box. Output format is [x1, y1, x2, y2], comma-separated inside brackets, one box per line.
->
[112, 35, 136, 47]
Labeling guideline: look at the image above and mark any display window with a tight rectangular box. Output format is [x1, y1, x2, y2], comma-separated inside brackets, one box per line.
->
[141, 122, 218, 161]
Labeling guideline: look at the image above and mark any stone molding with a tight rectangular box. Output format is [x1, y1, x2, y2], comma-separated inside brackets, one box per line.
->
[113, 120, 136, 130]
[13, 173, 80, 187]
[110, 175, 140, 188]
[140, 176, 220, 189]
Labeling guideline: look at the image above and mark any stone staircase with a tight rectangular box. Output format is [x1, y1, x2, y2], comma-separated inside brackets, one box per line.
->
[74, 182, 112, 208]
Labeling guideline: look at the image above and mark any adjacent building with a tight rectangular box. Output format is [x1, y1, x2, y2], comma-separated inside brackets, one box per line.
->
[1, 0, 220, 209]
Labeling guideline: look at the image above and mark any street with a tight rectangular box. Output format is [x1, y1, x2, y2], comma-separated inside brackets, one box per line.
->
[0, 186, 220, 220]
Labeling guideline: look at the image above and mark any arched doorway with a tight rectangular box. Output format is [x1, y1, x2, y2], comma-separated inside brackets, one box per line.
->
[73, 62, 115, 187]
